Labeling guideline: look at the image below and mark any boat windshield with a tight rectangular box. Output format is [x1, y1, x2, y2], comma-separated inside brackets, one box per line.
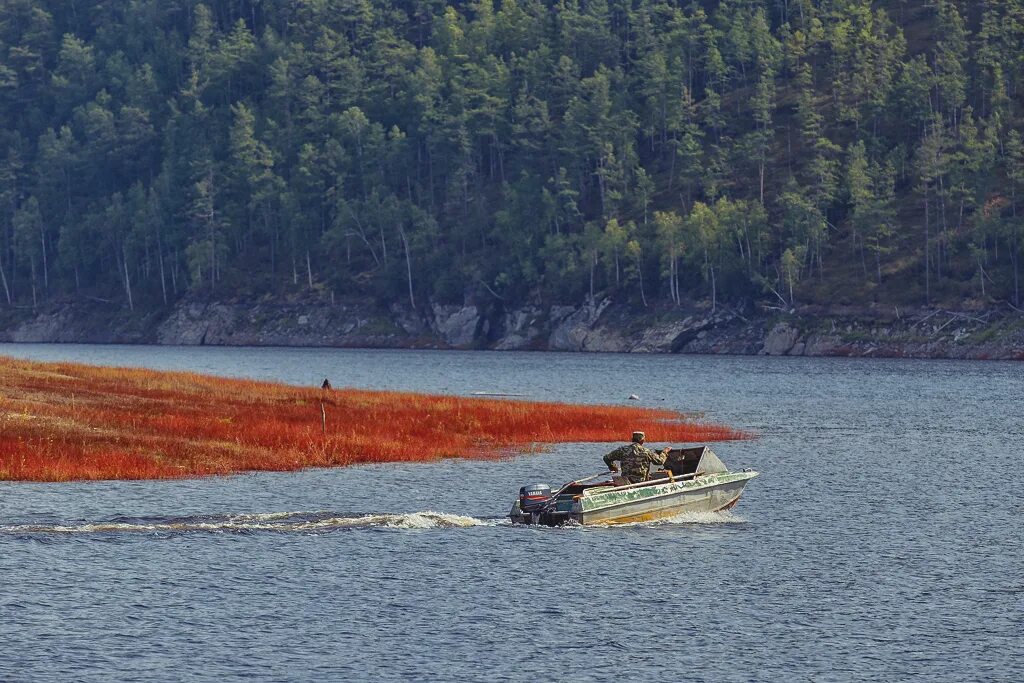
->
[665, 446, 729, 476]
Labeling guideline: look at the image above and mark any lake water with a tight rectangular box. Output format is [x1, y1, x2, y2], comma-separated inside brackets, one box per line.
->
[1, 344, 1021, 682]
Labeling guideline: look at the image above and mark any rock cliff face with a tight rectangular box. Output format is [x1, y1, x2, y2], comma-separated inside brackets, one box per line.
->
[155, 301, 427, 347]
[1, 296, 1022, 360]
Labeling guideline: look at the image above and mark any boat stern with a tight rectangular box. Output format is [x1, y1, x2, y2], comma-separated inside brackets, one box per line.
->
[508, 488, 583, 526]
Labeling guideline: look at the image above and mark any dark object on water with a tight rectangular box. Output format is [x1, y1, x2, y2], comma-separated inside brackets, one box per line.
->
[510, 446, 758, 526]
[321, 378, 332, 390]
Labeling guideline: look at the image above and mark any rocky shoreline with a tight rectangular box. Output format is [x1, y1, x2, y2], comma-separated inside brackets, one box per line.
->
[1, 296, 1022, 360]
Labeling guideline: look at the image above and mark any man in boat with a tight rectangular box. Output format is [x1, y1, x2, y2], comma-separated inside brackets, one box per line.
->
[603, 431, 670, 484]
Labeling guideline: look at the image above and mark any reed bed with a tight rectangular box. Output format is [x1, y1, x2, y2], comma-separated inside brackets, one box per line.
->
[0, 356, 750, 482]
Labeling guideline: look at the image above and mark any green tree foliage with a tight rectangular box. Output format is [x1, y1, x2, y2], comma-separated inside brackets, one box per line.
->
[0, 0, 1021, 313]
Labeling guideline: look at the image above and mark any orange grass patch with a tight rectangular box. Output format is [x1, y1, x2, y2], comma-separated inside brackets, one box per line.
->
[0, 355, 751, 482]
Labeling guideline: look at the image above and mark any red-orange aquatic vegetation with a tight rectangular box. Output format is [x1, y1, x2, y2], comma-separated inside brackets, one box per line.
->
[0, 356, 751, 482]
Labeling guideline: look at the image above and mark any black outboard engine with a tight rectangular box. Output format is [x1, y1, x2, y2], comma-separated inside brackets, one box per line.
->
[518, 483, 552, 513]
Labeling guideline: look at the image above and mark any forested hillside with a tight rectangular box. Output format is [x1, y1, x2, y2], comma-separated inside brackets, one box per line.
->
[1, 0, 1023, 315]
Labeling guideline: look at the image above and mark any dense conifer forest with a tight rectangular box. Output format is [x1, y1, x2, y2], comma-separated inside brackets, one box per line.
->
[1, 0, 1022, 314]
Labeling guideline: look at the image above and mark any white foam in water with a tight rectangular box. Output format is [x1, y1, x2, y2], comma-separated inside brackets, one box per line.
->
[294, 511, 489, 531]
[229, 511, 323, 523]
[658, 510, 746, 525]
[0, 510, 493, 534]
[0, 510, 739, 534]
[589, 510, 747, 528]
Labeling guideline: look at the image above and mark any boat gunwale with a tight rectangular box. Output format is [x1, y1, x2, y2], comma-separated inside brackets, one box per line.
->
[579, 470, 757, 501]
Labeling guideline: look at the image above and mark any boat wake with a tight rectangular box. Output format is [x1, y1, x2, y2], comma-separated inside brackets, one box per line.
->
[644, 510, 746, 525]
[0, 510, 494, 535]
[1, 509, 744, 536]
[582, 510, 747, 528]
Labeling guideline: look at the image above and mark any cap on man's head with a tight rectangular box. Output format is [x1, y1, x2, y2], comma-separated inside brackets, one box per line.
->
[631, 431, 645, 443]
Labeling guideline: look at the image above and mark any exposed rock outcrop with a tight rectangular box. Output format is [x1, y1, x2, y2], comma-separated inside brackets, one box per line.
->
[494, 306, 544, 350]
[762, 322, 800, 355]
[431, 304, 480, 347]
[1, 296, 1022, 361]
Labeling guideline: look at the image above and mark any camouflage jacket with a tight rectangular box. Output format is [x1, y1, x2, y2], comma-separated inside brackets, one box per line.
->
[603, 443, 667, 483]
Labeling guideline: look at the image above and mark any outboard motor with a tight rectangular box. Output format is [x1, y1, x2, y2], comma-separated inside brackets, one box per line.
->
[518, 483, 552, 513]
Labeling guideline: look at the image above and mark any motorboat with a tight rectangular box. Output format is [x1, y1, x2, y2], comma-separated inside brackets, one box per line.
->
[509, 446, 758, 526]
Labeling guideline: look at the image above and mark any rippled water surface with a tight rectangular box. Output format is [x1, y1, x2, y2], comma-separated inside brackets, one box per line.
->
[1, 345, 1021, 682]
